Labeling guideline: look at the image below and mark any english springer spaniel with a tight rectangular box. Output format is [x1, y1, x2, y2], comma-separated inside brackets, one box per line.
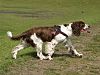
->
[7, 21, 90, 60]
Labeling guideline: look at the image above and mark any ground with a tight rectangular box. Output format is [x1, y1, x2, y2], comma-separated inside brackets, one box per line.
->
[0, 0, 100, 75]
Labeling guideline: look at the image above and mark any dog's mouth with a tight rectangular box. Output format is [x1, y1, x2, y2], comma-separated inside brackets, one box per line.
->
[81, 28, 90, 33]
[81, 24, 91, 33]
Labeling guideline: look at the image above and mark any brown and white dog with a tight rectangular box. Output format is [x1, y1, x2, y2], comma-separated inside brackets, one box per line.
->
[7, 21, 90, 60]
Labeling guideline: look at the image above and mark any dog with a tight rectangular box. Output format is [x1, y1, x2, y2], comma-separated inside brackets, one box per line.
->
[7, 21, 90, 60]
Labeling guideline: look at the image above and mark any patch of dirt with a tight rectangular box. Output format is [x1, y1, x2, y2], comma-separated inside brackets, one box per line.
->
[7, 59, 61, 75]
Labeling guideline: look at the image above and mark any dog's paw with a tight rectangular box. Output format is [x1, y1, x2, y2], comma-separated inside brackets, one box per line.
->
[12, 54, 17, 59]
[46, 56, 53, 60]
[48, 57, 53, 60]
[75, 53, 83, 58]
[39, 56, 48, 60]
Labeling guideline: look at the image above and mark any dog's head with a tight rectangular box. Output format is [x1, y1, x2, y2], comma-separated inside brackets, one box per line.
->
[71, 21, 90, 36]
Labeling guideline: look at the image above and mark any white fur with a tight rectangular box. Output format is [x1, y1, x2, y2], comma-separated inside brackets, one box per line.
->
[45, 39, 58, 60]
[59, 23, 72, 37]
[30, 33, 43, 44]
[7, 31, 12, 38]
[84, 24, 89, 29]
[30, 33, 47, 60]
[12, 40, 28, 59]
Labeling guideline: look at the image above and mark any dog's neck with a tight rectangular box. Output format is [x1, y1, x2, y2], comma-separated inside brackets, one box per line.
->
[59, 23, 73, 37]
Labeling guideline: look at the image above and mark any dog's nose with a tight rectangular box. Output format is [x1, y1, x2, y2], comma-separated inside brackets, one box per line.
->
[87, 25, 90, 33]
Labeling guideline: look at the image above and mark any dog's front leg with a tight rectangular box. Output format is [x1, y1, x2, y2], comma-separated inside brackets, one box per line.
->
[45, 42, 54, 60]
[36, 43, 47, 60]
[65, 38, 83, 57]
[45, 39, 58, 60]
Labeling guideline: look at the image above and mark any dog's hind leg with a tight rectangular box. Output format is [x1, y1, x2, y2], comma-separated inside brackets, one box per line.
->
[12, 40, 29, 59]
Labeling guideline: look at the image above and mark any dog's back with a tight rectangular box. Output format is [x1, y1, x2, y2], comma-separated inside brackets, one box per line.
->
[7, 26, 56, 42]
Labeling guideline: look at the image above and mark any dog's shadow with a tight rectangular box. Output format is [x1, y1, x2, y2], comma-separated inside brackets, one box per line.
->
[20, 51, 75, 59]
[20, 52, 37, 59]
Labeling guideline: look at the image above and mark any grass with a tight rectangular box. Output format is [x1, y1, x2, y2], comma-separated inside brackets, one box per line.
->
[0, 0, 100, 75]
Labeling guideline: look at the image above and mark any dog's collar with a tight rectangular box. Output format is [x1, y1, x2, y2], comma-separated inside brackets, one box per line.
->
[59, 30, 68, 37]
[54, 26, 68, 37]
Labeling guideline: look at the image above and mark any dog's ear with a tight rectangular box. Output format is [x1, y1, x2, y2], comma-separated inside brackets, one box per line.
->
[71, 21, 85, 36]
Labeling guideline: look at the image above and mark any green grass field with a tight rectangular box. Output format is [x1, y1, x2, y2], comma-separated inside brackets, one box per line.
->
[0, 0, 100, 75]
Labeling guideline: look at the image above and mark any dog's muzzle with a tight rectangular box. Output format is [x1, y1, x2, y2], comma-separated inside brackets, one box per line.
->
[81, 24, 90, 33]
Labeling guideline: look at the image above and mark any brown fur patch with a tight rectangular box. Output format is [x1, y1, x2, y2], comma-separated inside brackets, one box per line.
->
[71, 21, 85, 36]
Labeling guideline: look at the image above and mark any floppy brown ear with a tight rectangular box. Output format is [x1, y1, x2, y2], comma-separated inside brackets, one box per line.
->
[71, 24, 81, 36]
[71, 21, 85, 36]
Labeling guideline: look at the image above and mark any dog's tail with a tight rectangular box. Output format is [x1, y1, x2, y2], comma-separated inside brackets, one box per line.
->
[7, 31, 23, 40]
